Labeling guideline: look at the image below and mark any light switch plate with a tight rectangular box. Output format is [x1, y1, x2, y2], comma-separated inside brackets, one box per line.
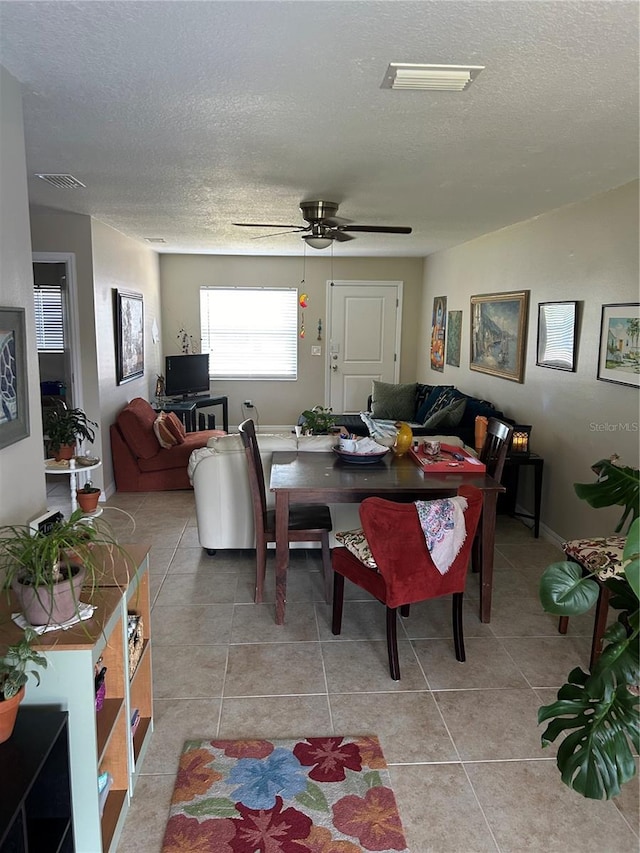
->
[311, 345, 322, 356]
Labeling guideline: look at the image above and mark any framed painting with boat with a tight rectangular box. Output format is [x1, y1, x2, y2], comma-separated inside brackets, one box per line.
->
[470, 290, 529, 382]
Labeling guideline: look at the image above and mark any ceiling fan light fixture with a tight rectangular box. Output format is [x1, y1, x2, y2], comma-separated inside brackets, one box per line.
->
[381, 63, 484, 91]
[303, 235, 334, 250]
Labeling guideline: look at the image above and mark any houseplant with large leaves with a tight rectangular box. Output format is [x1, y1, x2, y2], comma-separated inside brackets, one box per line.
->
[0, 627, 47, 742]
[43, 406, 98, 459]
[537, 456, 639, 800]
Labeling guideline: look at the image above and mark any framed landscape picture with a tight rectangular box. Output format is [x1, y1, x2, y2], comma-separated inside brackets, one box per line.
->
[115, 290, 144, 384]
[470, 290, 529, 382]
[430, 296, 447, 372]
[446, 310, 462, 367]
[597, 303, 640, 388]
[0, 307, 30, 450]
[536, 301, 578, 372]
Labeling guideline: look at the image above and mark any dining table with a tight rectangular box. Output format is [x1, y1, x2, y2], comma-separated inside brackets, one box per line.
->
[269, 449, 505, 626]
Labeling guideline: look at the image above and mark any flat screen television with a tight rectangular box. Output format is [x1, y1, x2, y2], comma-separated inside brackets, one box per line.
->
[164, 354, 210, 399]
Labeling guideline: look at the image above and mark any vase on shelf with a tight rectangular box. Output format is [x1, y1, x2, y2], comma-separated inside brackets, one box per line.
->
[393, 422, 413, 456]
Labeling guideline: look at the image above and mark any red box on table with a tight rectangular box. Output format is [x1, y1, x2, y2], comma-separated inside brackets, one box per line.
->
[408, 443, 486, 473]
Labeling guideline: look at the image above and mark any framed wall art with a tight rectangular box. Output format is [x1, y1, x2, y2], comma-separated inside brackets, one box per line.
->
[115, 290, 144, 384]
[446, 310, 462, 367]
[536, 301, 578, 372]
[0, 306, 30, 450]
[470, 290, 529, 383]
[430, 295, 447, 372]
[597, 303, 640, 389]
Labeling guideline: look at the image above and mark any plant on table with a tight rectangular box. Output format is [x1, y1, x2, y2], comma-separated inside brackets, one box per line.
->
[76, 479, 101, 513]
[300, 405, 336, 435]
[537, 455, 639, 800]
[43, 406, 98, 459]
[0, 510, 128, 628]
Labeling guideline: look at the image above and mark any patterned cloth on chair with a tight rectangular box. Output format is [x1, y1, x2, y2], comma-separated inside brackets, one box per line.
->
[562, 536, 627, 579]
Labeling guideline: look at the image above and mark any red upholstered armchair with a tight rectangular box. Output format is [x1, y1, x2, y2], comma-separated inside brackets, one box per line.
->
[110, 397, 223, 491]
[332, 485, 483, 680]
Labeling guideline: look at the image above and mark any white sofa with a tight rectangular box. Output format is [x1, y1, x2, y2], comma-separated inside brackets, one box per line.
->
[188, 433, 362, 552]
[188, 431, 468, 553]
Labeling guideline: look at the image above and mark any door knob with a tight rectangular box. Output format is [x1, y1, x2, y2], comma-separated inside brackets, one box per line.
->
[331, 364, 338, 371]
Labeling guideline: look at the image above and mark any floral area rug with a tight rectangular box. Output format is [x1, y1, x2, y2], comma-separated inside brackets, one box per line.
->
[161, 735, 410, 852]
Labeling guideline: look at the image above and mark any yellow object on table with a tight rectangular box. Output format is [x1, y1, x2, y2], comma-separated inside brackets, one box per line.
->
[393, 422, 413, 456]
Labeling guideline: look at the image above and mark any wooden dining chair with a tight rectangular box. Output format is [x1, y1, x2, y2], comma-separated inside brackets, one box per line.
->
[332, 485, 483, 680]
[238, 419, 333, 604]
[471, 417, 514, 572]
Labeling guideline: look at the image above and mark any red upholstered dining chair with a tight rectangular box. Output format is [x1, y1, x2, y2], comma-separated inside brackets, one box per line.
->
[238, 419, 333, 604]
[331, 485, 483, 680]
[471, 417, 513, 573]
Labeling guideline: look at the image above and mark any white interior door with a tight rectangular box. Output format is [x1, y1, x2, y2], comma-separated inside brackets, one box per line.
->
[327, 280, 402, 413]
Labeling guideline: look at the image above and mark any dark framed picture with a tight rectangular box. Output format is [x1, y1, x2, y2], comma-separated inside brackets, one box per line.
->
[597, 303, 640, 388]
[430, 296, 447, 372]
[470, 290, 529, 383]
[0, 307, 30, 449]
[115, 290, 144, 384]
[446, 310, 462, 367]
[536, 301, 578, 372]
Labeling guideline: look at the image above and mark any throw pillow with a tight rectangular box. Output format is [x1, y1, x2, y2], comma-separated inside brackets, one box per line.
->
[415, 385, 455, 423]
[153, 413, 178, 449]
[166, 412, 186, 444]
[422, 397, 467, 428]
[370, 381, 417, 421]
[335, 529, 378, 570]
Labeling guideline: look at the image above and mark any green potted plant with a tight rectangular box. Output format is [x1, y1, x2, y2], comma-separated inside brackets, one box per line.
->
[537, 456, 639, 800]
[0, 510, 127, 628]
[76, 480, 101, 514]
[43, 406, 98, 460]
[300, 405, 336, 435]
[0, 627, 47, 743]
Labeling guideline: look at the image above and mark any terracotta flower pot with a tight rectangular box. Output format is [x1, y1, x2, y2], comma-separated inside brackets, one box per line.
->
[76, 489, 100, 513]
[13, 564, 86, 627]
[54, 443, 76, 461]
[0, 686, 25, 744]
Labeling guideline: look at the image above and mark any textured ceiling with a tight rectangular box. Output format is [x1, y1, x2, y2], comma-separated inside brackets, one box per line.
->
[0, 0, 638, 257]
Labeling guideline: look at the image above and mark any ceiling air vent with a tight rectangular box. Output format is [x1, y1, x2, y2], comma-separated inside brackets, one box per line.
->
[381, 63, 484, 92]
[144, 237, 166, 244]
[35, 173, 86, 189]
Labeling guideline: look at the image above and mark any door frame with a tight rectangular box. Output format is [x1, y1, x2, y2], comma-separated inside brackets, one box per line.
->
[32, 251, 84, 413]
[325, 280, 403, 409]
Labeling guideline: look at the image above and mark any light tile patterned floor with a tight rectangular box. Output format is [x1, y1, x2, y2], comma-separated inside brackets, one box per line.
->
[46, 481, 639, 852]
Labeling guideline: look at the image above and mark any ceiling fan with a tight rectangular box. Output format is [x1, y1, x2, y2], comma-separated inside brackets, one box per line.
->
[233, 200, 412, 249]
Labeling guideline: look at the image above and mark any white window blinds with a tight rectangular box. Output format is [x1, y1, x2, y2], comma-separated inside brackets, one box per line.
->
[33, 284, 65, 352]
[200, 287, 298, 380]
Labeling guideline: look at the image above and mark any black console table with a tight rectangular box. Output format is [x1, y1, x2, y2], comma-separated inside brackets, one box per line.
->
[501, 452, 544, 537]
[0, 709, 74, 852]
[155, 395, 228, 433]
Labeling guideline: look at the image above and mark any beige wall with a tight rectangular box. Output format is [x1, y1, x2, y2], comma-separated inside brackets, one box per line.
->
[0, 66, 48, 525]
[160, 254, 424, 428]
[30, 212, 161, 496]
[417, 181, 640, 541]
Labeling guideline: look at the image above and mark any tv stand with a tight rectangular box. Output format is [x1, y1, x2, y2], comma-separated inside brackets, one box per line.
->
[154, 395, 228, 433]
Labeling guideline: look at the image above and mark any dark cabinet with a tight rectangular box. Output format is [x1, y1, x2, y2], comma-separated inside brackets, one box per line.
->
[0, 709, 74, 853]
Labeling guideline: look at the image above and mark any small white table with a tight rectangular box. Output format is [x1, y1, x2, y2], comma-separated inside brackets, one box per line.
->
[44, 458, 102, 513]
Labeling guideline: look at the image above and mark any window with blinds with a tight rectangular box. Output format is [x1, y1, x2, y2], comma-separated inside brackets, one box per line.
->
[33, 284, 65, 352]
[200, 287, 298, 380]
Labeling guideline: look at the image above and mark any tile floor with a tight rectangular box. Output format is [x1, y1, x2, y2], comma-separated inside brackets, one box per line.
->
[44, 479, 640, 852]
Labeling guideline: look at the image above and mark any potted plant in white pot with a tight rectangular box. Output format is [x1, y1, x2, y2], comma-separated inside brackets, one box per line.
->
[300, 405, 336, 435]
[0, 510, 126, 628]
[43, 406, 98, 461]
[0, 627, 47, 743]
[537, 456, 639, 800]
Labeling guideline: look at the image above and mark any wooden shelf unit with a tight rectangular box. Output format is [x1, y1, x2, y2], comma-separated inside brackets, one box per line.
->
[0, 544, 152, 853]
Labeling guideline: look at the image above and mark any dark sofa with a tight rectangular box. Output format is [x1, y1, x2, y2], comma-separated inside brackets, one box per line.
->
[313, 382, 507, 448]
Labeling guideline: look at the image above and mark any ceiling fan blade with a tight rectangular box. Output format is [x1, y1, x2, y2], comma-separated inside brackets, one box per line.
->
[340, 225, 412, 234]
[332, 231, 355, 242]
[323, 215, 353, 227]
[233, 222, 302, 229]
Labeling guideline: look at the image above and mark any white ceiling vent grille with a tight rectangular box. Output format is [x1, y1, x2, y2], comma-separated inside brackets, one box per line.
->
[144, 237, 166, 244]
[381, 63, 484, 92]
[35, 173, 86, 189]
